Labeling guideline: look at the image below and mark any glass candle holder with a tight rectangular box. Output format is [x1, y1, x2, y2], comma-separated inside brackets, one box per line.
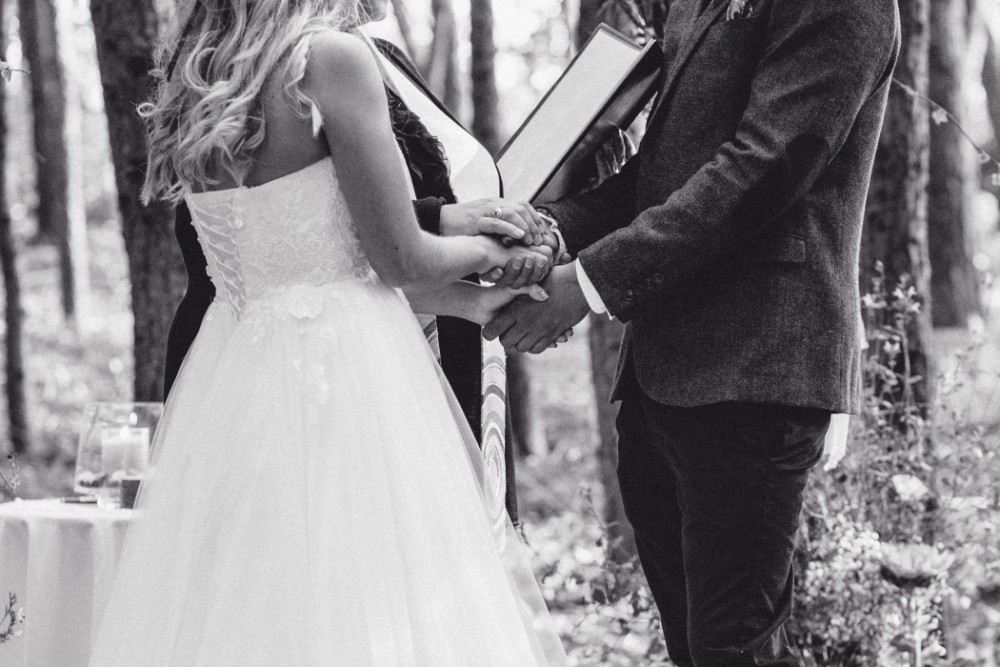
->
[74, 402, 163, 504]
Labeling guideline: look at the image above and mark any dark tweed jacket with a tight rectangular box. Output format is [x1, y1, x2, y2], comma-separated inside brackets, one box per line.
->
[545, 0, 900, 413]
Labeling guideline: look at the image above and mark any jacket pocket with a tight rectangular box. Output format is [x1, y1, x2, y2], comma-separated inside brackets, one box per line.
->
[751, 233, 806, 264]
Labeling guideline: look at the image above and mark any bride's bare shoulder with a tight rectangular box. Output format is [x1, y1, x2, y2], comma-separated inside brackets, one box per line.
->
[302, 31, 382, 99]
[300, 30, 388, 140]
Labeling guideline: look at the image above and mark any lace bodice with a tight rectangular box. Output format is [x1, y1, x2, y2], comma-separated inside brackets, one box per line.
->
[184, 158, 378, 319]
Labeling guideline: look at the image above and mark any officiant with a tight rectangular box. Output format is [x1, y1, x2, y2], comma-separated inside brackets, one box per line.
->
[162, 0, 538, 523]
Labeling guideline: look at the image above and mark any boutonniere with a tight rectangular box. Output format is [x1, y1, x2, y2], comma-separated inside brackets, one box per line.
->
[726, 0, 757, 21]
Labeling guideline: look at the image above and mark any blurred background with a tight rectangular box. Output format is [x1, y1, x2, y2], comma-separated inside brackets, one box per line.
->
[0, 0, 999, 664]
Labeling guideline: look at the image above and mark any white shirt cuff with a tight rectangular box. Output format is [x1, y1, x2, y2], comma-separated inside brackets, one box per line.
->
[575, 260, 611, 318]
[550, 226, 567, 261]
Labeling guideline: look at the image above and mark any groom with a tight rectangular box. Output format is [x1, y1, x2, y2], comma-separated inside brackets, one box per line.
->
[486, 0, 899, 665]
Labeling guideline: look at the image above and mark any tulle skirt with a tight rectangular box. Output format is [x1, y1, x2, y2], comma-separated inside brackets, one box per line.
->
[89, 279, 566, 666]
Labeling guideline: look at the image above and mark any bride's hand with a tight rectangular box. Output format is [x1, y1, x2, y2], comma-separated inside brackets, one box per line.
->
[470, 284, 545, 326]
[479, 238, 553, 288]
[470, 285, 574, 347]
[439, 199, 545, 245]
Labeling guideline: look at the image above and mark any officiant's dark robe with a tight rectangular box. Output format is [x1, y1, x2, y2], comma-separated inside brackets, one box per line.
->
[163, 40, 516, 518]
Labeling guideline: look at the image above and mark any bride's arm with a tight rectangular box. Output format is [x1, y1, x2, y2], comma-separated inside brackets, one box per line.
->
[402, 282, 543, 327]
[404, 282, 571, 345]
[302, 32, 549, 289]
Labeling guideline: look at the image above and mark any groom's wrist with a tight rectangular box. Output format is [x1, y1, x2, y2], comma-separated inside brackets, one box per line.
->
[574, 260, 610, 318]
[536, 207, 570, 264]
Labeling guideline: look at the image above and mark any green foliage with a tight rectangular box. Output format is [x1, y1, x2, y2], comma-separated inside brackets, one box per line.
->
[0, 60, 28, 82]
[791, 268, 1000, 667]
[525, 489, 671, 665]
[0, 593, 24, 645]
[525, 265, 1000, 666]
[0, 455, 21, 501]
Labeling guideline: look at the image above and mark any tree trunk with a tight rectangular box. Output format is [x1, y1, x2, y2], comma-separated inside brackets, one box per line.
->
[427, 0, 461, 115]
[576, 0, 604, 44]
[470, 0, 500, 155]
[389, 0, 418, 63]
[464, 0, 542, 456]
[983, 3, 1000, 162]
[18, 0, 79, 320]
[89, 0, 184, 402]
[0, 3, 31, 455]
[588, 315, 636, 560]
[928, 0, 980, 327]
[860, 0, 934, 410]
[56, 0, 91, 331]
[507, 353, 546, 456]
[578, 0, 636, 562]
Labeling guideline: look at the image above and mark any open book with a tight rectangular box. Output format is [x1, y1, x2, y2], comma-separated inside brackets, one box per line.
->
[497, 25, 663, 204]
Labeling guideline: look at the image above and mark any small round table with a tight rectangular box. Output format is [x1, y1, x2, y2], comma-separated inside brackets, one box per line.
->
[0, 499, 133, 667]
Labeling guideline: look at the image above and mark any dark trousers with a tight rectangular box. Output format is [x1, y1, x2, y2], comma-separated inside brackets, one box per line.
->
[616, 386, 829, 667]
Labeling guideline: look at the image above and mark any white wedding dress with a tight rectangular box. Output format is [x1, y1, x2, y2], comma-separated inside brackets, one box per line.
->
[89, 157, 567, 666]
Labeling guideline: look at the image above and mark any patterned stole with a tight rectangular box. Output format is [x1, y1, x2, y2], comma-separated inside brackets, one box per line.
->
[419, 317, 442, 364]
[363, 32, 511, 521]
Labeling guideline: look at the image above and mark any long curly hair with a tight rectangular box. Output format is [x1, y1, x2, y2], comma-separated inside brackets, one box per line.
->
[140, 0, 367, 203]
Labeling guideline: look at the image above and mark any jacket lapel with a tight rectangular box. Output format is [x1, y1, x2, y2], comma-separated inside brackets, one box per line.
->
[647, 0, 730, 124]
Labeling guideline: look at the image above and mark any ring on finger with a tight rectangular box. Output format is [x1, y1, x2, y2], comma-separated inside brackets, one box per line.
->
[490, 207, 504, 218]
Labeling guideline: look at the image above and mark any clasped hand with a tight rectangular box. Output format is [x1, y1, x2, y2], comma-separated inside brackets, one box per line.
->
[483, 264, 590, 354]
[440, 198, 563, 288]
[441, 198, 582, 351]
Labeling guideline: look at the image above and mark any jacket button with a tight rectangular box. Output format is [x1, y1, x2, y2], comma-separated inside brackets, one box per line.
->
[653, 273, 665, 285]
[624, 289, 635, 300]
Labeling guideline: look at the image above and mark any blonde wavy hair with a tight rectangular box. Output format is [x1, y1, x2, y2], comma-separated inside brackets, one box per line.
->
[140, 0, 367, 204]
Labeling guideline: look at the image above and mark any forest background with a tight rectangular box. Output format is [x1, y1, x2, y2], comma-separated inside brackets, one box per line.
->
[1, 0, 999, 664]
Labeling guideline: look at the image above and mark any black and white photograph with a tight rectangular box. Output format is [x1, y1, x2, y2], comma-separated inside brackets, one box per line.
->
[0, 0, 997, 664]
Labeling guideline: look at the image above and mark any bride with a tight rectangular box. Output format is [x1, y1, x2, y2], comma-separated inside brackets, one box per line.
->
[89, 1, 568, 665]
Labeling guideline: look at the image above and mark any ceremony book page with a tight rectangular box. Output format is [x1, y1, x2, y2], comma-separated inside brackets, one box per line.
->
[497, 25, 662, 203]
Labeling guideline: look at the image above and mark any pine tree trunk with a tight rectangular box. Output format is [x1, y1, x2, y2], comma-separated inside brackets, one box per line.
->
[427, 0, 461, 114]
[18, 0, 78, 319]
[0, 4, 31, 455]
[576, 0, 604, 44]
[982, 1, 1000, 161]
[89, 0, 184, 402]
[465, 0, 542, 457]
[56, 0, 91, 331]
[389, 0, 418, 63]
[470, 0, 500, 155]
[860, 0, 934, 410]
[588, 315, 636, 560]
[928, 0, 980, 327]
[578, 0, 636, 562]
[506, 353, 546, 456]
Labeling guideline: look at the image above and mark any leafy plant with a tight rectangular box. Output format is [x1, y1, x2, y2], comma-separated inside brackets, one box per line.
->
[0, 60, 28, 83]
[0, 455, 20, 501]
[0, 593, 23, 644]
[789, 266, 1000, 666]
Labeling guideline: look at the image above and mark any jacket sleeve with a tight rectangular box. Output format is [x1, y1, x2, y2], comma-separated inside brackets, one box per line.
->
[576, 0, 899, 321]
[413, 196, 447, 236]
[539, 155, 640, 257]
[163, 203, 216, 398]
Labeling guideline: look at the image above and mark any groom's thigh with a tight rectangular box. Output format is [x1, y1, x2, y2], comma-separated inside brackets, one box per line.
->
[615, 394, 692, 665]
[640, 399, 829, 666]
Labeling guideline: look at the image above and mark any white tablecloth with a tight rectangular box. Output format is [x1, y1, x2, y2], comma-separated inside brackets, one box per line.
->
[0, 499, 133, 667]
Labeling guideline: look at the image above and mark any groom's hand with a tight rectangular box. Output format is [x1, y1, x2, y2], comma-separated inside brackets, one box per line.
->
[487, 213, 567, 285]
[484, 264, 590, 354]
[593, 126, 636, 184]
